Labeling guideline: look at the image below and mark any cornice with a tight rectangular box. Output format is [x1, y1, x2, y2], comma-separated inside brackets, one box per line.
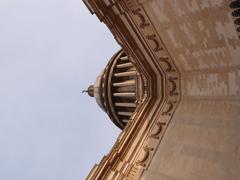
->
[84, 0, 181, 179]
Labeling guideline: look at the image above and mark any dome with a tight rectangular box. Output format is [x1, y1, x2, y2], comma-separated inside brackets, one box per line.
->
[87, 50, 145, 129]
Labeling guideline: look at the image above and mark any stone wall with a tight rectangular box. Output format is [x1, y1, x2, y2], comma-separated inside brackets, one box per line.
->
[141, 0, 240, 179]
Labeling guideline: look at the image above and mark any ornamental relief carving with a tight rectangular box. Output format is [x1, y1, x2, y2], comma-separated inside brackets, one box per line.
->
[169, 77, 179, 96]
[132, 8, 150, 28]
[162, 101, 177, 116]
[150, 122, 166, 139]
[122, 0, 139, 8]
[146, 34, 163, 52]
[159, 57, 176, 72]
[125, 3, 180, 175]
[136, 146, 154, 167]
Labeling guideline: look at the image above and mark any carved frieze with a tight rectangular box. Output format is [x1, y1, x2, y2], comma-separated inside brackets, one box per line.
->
[124, 2, 180, 175]
[150, 122, 166, 139]
[136, 146, 154, 167]
[132, 8, 150, 28]
[146, 34, 163, 52]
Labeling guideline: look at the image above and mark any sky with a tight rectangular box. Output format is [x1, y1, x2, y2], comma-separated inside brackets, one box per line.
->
[0, 0, 121, 179]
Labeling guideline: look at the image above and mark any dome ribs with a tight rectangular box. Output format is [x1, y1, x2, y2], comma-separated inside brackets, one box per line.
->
[117, 112, 132, 116]
[91, 50, 144, 129]
[114, 71, 137, 77]
[114, 103, 137, 108]
[113, 92, 136, 98]
[113, 80, 135, 87]
[116, 62, 133, 69]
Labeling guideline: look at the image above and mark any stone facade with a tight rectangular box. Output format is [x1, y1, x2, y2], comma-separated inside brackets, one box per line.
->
[84, 0, 240, 179]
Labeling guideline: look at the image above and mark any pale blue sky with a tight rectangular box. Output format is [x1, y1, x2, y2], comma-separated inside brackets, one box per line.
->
[0, 0, 120, 179]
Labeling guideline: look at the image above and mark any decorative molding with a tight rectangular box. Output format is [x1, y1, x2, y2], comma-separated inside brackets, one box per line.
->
[132, 8, 150, 28]
[120, 3, 181, 176]
[162, 101, 177, 116]
[136, 146, 154, 167]
[169, 77, 179, 96]
[146, 34, 163, 52]
[150, 122, 166, 139]
[85, 1, 181, 179]
[159, 57, 176, 72]
[122, 0, 140, 9]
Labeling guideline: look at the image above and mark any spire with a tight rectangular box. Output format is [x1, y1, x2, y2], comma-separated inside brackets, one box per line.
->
[82, 85, 94, 97]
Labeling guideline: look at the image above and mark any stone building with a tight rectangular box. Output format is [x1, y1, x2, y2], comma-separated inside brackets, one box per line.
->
[83, 0, 240, 179]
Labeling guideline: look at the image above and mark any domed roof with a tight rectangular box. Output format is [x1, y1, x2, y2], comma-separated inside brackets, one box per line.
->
[87, 50, 145, 129]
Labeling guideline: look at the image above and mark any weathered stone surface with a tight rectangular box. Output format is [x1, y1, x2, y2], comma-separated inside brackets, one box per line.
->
[83, 0, 240, 179]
